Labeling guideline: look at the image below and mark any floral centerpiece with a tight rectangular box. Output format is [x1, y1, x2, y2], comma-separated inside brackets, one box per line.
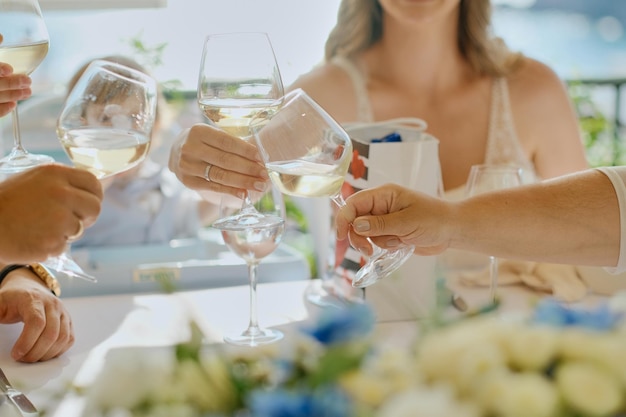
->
[76, 297, 626, 417]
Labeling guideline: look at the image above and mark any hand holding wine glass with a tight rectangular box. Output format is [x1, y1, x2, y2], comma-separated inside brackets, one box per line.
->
[197, 31, 283, 228]
[0, 0, 54, 173]
[252, 88, 415, 289]
[220, 183, 286, 346]
[42, 59, 158, 281]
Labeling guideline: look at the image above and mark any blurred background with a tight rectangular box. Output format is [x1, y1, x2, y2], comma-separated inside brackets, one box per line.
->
[3, 0, 626, 167]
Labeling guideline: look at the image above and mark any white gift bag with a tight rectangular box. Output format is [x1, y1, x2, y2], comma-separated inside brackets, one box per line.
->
[332, 118, 443, 322]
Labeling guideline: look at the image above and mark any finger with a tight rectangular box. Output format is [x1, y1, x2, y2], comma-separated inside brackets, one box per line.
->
[40, 310, 73, 361]
[62, 165, 103, 198]
[0, 74, 31, 90]
[348, 229, 373, 256]
[11, 303, 45, 362]
[0, 62, 13, 76]
[191, 124, 262, 163]
[196, 160, 268, 192]
[21, 305, 62, 362]
[0, 102, 16, 117]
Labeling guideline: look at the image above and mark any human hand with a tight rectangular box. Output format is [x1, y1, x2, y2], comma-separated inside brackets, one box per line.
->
[0, 267, 73, 362]
[0, 62, 32, 117]
[168, 123, 269, 199]
[336, 183, 453, 256]
[0, 164, 103, 263]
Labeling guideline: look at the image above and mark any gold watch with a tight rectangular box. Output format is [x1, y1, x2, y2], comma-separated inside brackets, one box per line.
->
[27, 263, 61, 297]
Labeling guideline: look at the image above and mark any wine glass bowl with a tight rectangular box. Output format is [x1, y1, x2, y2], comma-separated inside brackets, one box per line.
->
[252, 88, 415, 289]
[0, 0, 54, 173]
[42, 59, 158, 282]
[219, 184, 286, 346]
[57, 59, 157, 179]
[197, 31, 284, 229]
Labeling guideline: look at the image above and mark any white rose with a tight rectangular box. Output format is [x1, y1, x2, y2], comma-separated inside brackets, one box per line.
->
[556, 361, 623, 416]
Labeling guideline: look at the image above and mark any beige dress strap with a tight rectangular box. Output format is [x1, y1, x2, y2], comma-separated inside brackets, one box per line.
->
[485, 77, 537, 183]
[330, 56, 374, 123]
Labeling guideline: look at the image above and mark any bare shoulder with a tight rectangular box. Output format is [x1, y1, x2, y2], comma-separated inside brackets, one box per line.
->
[506, 57, 569, 106]
[288, 62, 358, 122]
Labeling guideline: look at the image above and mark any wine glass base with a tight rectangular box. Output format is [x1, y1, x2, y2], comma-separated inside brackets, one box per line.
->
[304, 279, 363, 308]
[352, 245, 415, 289]
[0, 153, 55, 174]
[224, 328, 283, 347]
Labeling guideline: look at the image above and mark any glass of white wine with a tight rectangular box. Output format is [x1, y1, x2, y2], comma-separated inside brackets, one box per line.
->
[197, 31, 284, 229]
[220, 183, 285, 346]
[44, 59, 157, 281]
[252, 88, 415, 289]
[0, 0, 55, 173]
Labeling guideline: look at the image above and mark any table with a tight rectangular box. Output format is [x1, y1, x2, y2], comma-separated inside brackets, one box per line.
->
[0, 278, 607, 416]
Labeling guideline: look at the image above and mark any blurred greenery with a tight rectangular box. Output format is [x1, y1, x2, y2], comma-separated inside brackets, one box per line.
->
[568, 80, 625, 167]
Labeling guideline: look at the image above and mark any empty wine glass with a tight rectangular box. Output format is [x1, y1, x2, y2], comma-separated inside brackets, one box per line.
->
[252, 88, 415, 289]
[43, 59, 158, 281]
[197, 31, 284, 229]
[219, 182, 286, 346]
[0, 0, 55, 173]
[465, 164, 523, 303]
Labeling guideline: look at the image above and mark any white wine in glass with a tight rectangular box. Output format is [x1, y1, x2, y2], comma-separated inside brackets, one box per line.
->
[197, 32, 284, 228]
[0, 0, 55, 173]
[253, 89, 415, 289]
[44, 59, 157, 282]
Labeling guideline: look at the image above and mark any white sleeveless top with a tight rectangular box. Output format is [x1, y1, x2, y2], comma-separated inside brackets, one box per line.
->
[597, 166, 626, 273]
[331, 56, 537, 199]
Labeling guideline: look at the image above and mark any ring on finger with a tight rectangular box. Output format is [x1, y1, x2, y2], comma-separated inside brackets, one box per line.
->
[204, 163, 213, 182]
[67, 219, 84, 242]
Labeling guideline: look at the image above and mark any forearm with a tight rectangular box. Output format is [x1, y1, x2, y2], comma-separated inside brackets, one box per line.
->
[451, 169, 620, 267]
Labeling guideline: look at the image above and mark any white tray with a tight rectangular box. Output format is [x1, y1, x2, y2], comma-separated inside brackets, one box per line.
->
[61, 231, 310, 298]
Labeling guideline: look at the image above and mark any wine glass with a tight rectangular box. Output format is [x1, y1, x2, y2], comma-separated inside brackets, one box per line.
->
[252, 88, 415, 289]
[219, 183, 286, 346]
[465, 164, 523, 303]
[43, 59, 158, 281]
[197, 31, 284, 229]
[0, 0, 55, 173]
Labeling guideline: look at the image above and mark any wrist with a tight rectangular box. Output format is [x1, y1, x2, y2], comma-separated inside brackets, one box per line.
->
[0, 263, 60, 296]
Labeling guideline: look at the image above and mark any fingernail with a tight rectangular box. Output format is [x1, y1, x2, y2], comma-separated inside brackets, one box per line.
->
[386, 238, 400, 248]
[254, 181, 267, 192]
[259, 170, 269, 179]
[354, 219, 370, 232]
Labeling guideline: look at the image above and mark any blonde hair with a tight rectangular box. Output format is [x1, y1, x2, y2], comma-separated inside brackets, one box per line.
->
[324, 0, 523, 76]
[67, 55, 166, 125]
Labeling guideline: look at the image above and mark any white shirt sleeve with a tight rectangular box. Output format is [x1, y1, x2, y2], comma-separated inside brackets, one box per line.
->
[596, 166, 626, 274]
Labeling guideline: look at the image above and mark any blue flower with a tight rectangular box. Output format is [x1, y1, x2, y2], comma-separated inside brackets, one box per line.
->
[532, 298, 623, 331]
[302, 303, 375, 346]
[248, 386, 352, 417]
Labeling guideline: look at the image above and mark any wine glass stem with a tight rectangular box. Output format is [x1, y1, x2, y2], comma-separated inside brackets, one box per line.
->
[489, 255, 498, 302]
[10, 108, 27, 154]
[246, 261, 261, 334]
[330, 192, 384, 258]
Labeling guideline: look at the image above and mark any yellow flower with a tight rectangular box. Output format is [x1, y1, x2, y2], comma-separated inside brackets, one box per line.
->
[500, 324, 559, 371]
[485, 372, 559, 417]
[556, 361, 623, 416]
